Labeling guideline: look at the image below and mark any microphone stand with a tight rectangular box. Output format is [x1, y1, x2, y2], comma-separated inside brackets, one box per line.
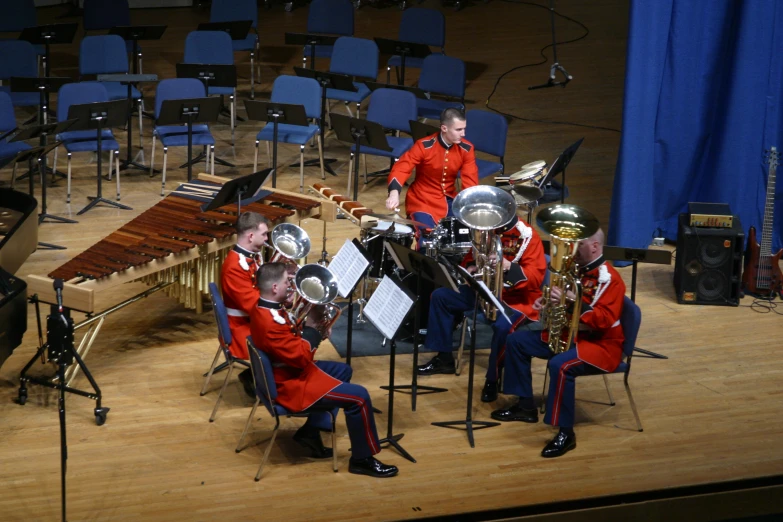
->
[529, 0, 573, 90]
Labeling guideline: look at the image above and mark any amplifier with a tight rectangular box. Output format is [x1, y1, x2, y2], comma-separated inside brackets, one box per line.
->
[688, 202, 734, 228]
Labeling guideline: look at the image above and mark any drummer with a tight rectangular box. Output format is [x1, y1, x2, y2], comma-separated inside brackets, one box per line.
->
[385, 108, 479, 248]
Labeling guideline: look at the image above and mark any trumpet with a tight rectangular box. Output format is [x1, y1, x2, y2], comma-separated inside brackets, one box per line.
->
[291, 264, 341, 339]
[266, 223, 311, 264]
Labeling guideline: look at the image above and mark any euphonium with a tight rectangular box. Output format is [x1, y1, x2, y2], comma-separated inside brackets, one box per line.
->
[267, 223, 311, 264]
[291, 264, 341, 338]
[536, 204, 600, 354]
[452, 186, 517, 321]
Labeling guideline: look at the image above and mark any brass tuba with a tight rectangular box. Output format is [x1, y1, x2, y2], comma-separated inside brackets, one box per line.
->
[536, 204, 600, 354]
[452, 186, 517, 321]
[267, 223, 311, 263]
[292, 264, 341, 339]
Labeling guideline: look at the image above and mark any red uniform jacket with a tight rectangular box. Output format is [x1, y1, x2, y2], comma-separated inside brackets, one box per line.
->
[462, 218, 547, 321]
[542, 257, 626, 372]
[220, 246, 261, 359]
[250, 298, 340, 413]
[388, 133, 479, 224]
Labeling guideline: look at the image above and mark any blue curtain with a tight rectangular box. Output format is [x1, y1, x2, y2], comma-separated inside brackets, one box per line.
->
[609, 0, 783, 254]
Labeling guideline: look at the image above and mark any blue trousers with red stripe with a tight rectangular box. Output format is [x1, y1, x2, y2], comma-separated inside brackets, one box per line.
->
[504, 330, 604, 428]
[303, 361, 380, 459]
[411, 196, 453, 250]
[424, 286, 522, 381]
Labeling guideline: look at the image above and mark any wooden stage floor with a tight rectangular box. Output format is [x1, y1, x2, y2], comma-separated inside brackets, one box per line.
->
[2, 2, 782, 521]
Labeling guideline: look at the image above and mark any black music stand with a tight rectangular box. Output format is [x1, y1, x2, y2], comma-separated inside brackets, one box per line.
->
[431, 264, 502, 447]
[157, 97, 222, 183]
[294, 66, 357, 177]
[202, 168, 273, 216]
[109, 25, 167, 120]
[538, 138, 584, 204]
[330, 114, 392, 202]
[19, 23, 78, 118]
[97, 74, 160, 173]
[374, 38, 432, 86]
[409, 120, 440, 142]
[365, 81, 428, 101]
[285, 32, 340, 71]
[66, 100, 131, 215]
[245, 101, 309, 188]
[384, 241, 456, 410]
[603, 245, 672, 360]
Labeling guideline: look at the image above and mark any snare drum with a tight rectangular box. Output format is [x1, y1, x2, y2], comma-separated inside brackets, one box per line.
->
[438, 216, 473, 255]
[364, 221, 414, 278]
[509, 160, 547, 186]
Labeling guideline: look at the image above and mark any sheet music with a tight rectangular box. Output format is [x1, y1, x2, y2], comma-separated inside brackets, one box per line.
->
[330, 239, 370, 298]
[363, 276, 413, 340]
[476, 280, 512, 325]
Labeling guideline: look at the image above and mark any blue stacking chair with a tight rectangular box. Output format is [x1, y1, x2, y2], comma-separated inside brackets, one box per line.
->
[150, 78, 216, 197]
[236, 337, 338, 481]
[201, 283, 251, 422]
[386, 8, 446, 84]
[184, 30, 238, 145]
[348, 88, 416, 190]
[326, 37, 378, 119]
[210, 0, 260, 99]
[0, 91, 32, 184]
[464, 109, 508, 180]
[82, 0, 142, 72]
[52, 82, 122, 205]
[79, 35, 145, 142]
[253, 75, 325, 191]
[416, 54, 466, 121]
[302, 0, 354, 69]
[0, 41, 40, 111]
[0, 0, 45, 69]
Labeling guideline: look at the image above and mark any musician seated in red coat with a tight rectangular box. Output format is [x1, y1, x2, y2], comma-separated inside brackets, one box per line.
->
[220, 212, 270, 397]
[249, 263, 399, 478]
[494, 229, 626, 458]
[385, 108, 479, 247]
[418, 216, 547, 403]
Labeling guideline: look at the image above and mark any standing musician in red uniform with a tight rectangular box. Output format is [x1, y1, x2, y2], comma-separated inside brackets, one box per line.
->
[250, 263, 399, 478]
[385, 108, 479, 245]
[417, 216, 547, 402]
[493, 229, 626, 458]
[220, 212, 270, 397]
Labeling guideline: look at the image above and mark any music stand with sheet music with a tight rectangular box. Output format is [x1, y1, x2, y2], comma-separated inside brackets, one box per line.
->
[244, 100, 309, 189]
[202, 168, 273, 216]
[384, 240, 457, 410]
[294, 66, 357, 177]
[430, 263, 502, 447]
[97, 73, 159, 173]
[538, 138, 584, 204]
[285, 33, 340, 71]
[109, 25, 167, 77]
[156, 97, 222, 187]
[362, 274, 417, 463]
[330, 113, 392, 202]
[66, 100, 131, 215]
[19, 23, 78, 117]
[374, 38, 432, 86]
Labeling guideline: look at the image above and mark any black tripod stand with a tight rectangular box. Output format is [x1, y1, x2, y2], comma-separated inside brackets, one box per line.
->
[529, 0, 573, 90]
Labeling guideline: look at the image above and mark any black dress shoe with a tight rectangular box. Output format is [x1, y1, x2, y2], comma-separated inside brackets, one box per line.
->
[480, 380, 498, 403]
[417, 355, 456, 376]
[490, 404, 539, 423]
[238, 369, 256, 399]
[541, 431, 576, 458]
[348, 457, 399, 478]
[293, 428, 333, 459]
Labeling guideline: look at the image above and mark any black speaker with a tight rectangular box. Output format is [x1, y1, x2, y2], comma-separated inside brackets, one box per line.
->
[674, 213, 744, 306]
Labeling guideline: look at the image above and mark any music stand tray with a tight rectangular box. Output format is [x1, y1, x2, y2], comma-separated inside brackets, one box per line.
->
[197, 21, 253, 40]
[176, 62, 240, 150]
[373, 37, 432, 85]
[202, 168, 274, 216]
[365, 81, 428, 99]
[285, 32, 340, 70]
[109, 25, 167, 77]
[538, 138, 584, 204]
[19, 23, 79, 46]
[330, 113, 392, 202]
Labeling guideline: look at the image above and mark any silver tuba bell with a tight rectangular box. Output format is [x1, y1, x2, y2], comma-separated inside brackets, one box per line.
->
[292, 263, 341, 338]
[268, 223, 311, 263]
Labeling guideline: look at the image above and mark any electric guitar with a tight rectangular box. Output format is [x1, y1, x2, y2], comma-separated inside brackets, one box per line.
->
[742, 147, 783, 297]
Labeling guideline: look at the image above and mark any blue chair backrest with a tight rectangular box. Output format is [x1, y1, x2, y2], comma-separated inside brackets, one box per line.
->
[398, 8, 445, 49]
[307, 0, 354, 36]
[366, 88, 417, 133]
[57, 82, 109, 122]
[247, 338, 279, 415]
[419, 54, 466, 99]
[0, 92, 16, 133]
[330, 37, 378, 80]
[465, 109, 507, 159]
[83, 0, 131, 31]
[154, 79, 207, 119]
[620, 297, 642, 358]
[210, 0, 258, 28]
[79, 35, 130, 76]
[0, 0, 37, 33]
[208, 282, 232, 349]
[270, 76, 321, 121]
[0, 41, 37, 80]
[184, 31, 235, 65]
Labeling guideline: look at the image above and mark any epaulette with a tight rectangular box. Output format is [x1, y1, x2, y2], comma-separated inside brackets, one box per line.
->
[458, 141, 472, 152]
[422, 137, 436, 149]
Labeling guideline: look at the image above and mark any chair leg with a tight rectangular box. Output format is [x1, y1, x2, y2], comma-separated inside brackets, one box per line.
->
[211, 145, 215, 175]
[347, 152, 353, 194]
[356, 103, 361, 120]
[344, 101, 353, 118]
[231, 91, 236, 146]
[209, 361, 235, 422]
[317, 134, 325, 180]
[52, 146, 58, 179]
[115, 151, 121, 201]
[11, 163, 17, 190]
[150, 135, 156, 176]
[266, 141, 271, 168]
[329, 411, 337, 472]
[253, 140, 259, 173]
[107, 150, 113, 181]
[363, 154, 368, 184]
[66, 152, 72, 204]
[138, 98, 144, 145]
[255, 417, 281, 481]
[603, 374, 616, 406]
[161, 147, 167, 197]
[250, 51, 255, 100]
[299, 145, 305, 193]
[540, 367, 548, 415]
[200, 345, 223, 396]
[455, 318, 468, 376]
[386, 66, 391, 84]
[138, 51, 143, 74]
[236, 398, 260, 453]
[624, 373, 644, 432]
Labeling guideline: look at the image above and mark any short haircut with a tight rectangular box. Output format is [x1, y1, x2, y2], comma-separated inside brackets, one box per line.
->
[440, 107, 466, 127]
[257, 262, 288, 293]
[236, 212, 270, 237]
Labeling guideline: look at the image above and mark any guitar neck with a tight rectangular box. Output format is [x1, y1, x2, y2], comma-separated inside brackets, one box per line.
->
[760, 148, 778, 256]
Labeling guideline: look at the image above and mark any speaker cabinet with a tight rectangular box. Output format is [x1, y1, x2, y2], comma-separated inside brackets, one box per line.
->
[674, 213, 744, 306]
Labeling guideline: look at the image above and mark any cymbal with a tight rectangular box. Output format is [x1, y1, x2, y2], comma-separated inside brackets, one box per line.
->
[365, 212, 428, 228]
[501, 183, 544, 204]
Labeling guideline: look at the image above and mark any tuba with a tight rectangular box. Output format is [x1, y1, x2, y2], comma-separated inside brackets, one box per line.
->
[452, 186, 517, 321]
[267, 223, 311, 264]
[292, 264, 341, 339]
[536, 204, 600, 354]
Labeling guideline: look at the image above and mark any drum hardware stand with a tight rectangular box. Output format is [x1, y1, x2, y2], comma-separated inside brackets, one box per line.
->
[529, 0, 573, 90]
